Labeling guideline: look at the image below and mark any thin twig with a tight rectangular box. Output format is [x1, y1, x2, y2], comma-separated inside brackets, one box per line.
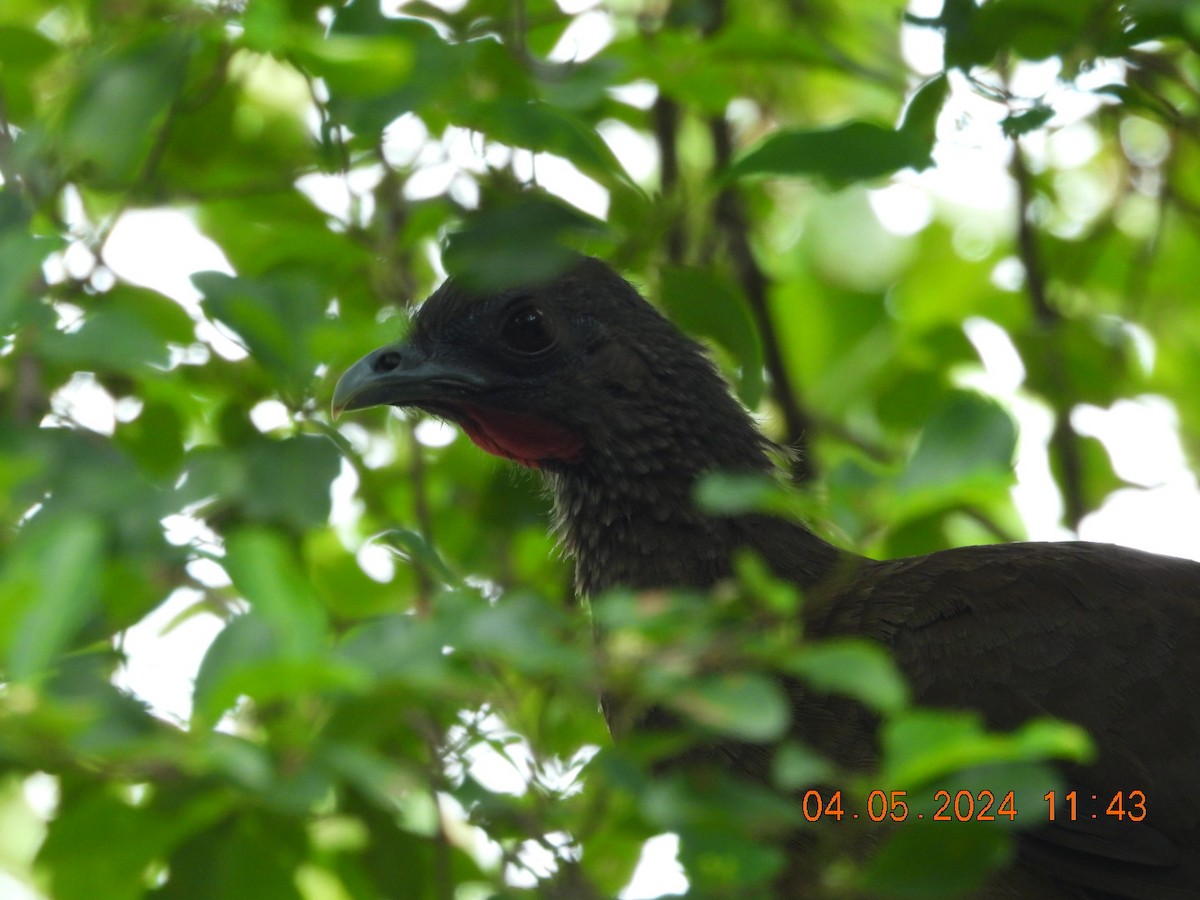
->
[695, 0, 817, 481]
[0, 87, 14, 182]
[510, 0, 529, 66]
[962, 506, 1021, 544]
[1010, 142, 1058, 327]
[1010, 138, 1086, 529]
[407, 416, 436, 616]
[811, 415, 893, 464]
[710, 117, 818, 482]
[1125, 146, 1171, 316]
[412, 714, 457, 900]
[652, 94, 685, 264]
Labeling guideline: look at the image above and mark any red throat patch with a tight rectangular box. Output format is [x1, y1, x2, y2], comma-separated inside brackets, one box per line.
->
[453, 405, 584, 469]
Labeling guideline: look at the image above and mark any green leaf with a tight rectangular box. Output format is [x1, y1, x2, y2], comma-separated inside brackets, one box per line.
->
[28, 429, 170, 553]
[1019, 316, 1138, 407]
[293, 32, 414, 96]
[731, 121, 928, 184]
[115, 400, 186, 478]
[39, 287, 195, 373]
[336, 615, 455, 689]
[373, 528, 459, 587]
[37, 787, 233, 900]
[1091, 82, 1180, 122]
[937, 0, 1109, 68]
[456, 99, 635, 189]
[222, 527, 328, 656]
[861, 824, 1012, 898]
[0, 227, 56, 331]
[891, 392, 1017, 517]
[693, 472, 777, 515]
[178, 435, 341, 531]
[880, 709, 1092, 788]
[677, 827, 785, 890]
[243, 435, 341, 530]
[693, 471, 813, 521]
[936, 0, 996, 69]
[192, 616, 362, 728]
[730, 79, 945, 187]
[0, 26, 58, 71]
[193, 270, 325, 397]
[899, 75, 949, 139]
[306, 528, 408, 619]
[1001, 104, 1055, 138]
[733, 550, 802, 616]
[772, 741, 835, 791]
[326, 2, 475, 135]
[453, 590, 587, 678]
[0, 513, 104, 680]
[639, 768, 801, 835]
[155, 811, 307, 900]
[60, 33, 192, 184]
[659, 266, 764, 407]
[441, 197, 608, 292]
[191, 613, 277, 726]
[1126, 0, 1200, 43]
[669, 672, 790, 741]
[196, 193, 373, 279]
[319, 742, 424, 814]
[1053, 432, 1125, 512]
[788, 638, 910, 715]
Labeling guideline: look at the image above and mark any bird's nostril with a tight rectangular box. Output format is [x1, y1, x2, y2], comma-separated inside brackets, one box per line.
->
[374, 350, 403, 372]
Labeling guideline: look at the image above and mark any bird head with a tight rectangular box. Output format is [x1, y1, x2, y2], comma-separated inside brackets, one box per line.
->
[333, 257, 772, 477]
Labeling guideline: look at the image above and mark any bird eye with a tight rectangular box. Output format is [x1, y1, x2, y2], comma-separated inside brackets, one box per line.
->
[501, 306, 554, 355]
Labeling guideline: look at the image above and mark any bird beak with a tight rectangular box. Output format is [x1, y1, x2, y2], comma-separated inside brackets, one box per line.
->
[331, 341, 488, 419]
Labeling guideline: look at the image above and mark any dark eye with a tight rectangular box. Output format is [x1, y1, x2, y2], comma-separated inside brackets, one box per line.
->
[501, 306, 554, 355]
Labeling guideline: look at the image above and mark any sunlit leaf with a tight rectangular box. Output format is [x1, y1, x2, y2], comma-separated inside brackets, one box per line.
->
[880, 709, 1093, 788]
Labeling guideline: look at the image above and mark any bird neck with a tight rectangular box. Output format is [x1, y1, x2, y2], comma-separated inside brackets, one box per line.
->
[544, 425, 842, 598]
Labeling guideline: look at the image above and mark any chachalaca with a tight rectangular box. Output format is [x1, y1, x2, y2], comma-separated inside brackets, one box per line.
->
[333, 256, 1200, 898]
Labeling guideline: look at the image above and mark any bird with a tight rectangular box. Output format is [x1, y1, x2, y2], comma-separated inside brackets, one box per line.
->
[332, 256, 1200, 898]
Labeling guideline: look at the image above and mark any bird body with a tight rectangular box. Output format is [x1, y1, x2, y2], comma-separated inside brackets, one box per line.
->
[334, 257, 1200, 897]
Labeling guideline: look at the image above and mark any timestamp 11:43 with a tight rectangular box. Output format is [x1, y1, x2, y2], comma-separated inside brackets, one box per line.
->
[1044, 790, 1147, 822]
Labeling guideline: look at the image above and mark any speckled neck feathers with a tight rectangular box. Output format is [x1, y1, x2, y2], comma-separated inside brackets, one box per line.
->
[537, 283, 840, 597]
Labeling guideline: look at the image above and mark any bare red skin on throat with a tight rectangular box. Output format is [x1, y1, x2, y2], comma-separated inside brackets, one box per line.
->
[454, 404, 584, 469]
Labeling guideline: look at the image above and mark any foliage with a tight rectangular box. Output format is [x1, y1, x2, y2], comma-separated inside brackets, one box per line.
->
[0, 0, 1198, 897]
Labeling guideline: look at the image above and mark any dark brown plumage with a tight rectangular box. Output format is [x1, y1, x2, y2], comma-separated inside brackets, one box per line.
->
[333, 257, 1200, 898]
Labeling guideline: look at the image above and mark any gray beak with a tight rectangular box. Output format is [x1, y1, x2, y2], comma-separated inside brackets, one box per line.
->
[331, 342, 488, 419]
